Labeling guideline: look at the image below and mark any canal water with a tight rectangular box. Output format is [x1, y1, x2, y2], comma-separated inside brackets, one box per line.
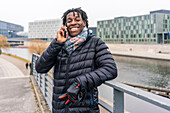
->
[2, 48, 31, 61]
[2, 47, 170, 113]
[3, 47, 170, 89]
[114, 56, 170, 89]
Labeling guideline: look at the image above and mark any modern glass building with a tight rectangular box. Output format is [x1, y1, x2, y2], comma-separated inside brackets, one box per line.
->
[28, 19, 62, 41]
[0, 20, 24, 38]
[97, 10, 170, 44]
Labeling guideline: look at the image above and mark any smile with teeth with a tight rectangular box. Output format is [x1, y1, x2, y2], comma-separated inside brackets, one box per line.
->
[70, 28, 79, 31]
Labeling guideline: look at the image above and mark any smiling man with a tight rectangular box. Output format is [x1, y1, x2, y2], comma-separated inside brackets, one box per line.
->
[36, 8, 117, 113]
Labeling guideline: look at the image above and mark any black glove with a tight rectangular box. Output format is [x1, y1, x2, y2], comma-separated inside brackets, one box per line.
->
[67, 81, 80, 100]
[58, 80, 81, 105]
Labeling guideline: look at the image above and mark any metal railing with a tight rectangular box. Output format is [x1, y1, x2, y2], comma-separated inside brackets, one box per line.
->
[31, 53, 170, 113]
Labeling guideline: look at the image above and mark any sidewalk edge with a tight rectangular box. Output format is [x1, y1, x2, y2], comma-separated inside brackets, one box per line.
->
[30, 75, 51, 113]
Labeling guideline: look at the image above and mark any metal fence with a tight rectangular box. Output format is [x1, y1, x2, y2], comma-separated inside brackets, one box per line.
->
[31, 53, 170, 113]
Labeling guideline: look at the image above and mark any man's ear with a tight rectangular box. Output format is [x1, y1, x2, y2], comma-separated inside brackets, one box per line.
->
[83, 21, 86, 27]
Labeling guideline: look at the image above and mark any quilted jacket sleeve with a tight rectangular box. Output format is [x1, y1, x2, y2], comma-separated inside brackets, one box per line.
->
[76, 38, 117, 90]
[35, 39, 64, 73]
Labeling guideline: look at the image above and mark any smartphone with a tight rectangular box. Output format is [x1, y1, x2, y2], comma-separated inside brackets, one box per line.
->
[64, 30, 66, 38]
[64, 22, 67, 38]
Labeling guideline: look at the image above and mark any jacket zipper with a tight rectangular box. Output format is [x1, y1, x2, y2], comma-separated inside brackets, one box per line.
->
[90, 90, 93, 107]
[65, 54, 71, 113]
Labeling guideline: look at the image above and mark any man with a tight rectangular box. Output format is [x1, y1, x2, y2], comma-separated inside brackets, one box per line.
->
[25, 62, 28, 69]
[36, 8, 117, 113]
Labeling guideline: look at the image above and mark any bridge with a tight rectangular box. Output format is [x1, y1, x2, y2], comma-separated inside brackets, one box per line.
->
[0, 53, 170, 113]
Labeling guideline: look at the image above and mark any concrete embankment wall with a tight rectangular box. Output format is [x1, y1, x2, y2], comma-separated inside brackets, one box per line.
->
[106, 44, 170, 54]
[25, 40, 170, 54]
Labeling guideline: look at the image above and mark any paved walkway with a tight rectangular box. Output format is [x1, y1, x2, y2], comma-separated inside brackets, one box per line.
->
[0, 54, 37, 113]
[107, 44, 170, 61]
[0, 58, 24, 78]
[111, 51, 170, 61]
[0, 54, 30, 75]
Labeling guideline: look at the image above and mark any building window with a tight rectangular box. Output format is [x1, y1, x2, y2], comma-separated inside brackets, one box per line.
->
[136, 21, 139, 25]
[148, 25, 150, 28]
[139, 16, 142, 20]
[154, 19, 156, 23]
[133, 26, 136, 29]
[147, 34, 150, 38]
[136, 30, 138, 34]
[133, 17, 136, 21]
[144, 16, 147, 19]
[153, 34, 156, 38]
[142, 25, 144, 29]
[117, 35, 119, 38]
[134, 34, 136, 38]
[126, 35, 128, 38]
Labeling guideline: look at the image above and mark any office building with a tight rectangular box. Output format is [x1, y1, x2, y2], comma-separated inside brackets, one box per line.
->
[28, 19, 62, 41]
[97, 9, 170, 44]
[0, 20, 24, 38]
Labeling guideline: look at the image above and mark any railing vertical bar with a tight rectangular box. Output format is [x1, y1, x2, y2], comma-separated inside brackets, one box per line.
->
[113, 88, 124, 113]
[30, 54, 33, 75]
[44, 73, 48, 97]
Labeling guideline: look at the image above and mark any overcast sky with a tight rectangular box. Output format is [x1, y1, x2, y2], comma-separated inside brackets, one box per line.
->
[0, 0, 170, 32]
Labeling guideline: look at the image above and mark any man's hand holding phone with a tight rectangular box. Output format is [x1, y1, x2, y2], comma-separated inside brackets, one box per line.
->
[57, 26, 68, 43]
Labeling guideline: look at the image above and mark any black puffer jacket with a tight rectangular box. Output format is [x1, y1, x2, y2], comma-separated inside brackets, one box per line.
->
[36, 35, 117, 113]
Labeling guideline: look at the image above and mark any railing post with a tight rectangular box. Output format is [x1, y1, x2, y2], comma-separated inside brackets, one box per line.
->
[44, 73, 48, 98]
[113, 88, 124, 113]
[30, 54, 34, 75]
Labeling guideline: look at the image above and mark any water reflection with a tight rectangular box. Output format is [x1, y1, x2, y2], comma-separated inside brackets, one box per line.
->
[113, 56, 170, 89]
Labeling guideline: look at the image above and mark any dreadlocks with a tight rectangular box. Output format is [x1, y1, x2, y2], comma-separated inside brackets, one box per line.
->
[62, 7, 89, 28]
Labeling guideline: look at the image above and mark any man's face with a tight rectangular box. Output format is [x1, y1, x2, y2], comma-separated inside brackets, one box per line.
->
[66, 12, 86, 37]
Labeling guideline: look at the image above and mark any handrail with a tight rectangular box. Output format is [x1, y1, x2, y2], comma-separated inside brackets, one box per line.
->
[31, 53, 170, 113]
[105, 81, 170, 112]
[121, 82, 170, 97]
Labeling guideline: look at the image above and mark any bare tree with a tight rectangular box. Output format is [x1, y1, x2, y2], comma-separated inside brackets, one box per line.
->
[0, 34, 10, 54]
[28, 39, 49, 55]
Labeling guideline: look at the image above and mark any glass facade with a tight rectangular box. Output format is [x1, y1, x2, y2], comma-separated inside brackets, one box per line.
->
[97, 10, 170, 44]
[0, 20, 24, 38]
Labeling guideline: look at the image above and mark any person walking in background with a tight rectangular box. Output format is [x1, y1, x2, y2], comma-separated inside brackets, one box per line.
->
[35, 8, 117, 113]
[25, 62, 28, 69]
[29, 63, 32, 69]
